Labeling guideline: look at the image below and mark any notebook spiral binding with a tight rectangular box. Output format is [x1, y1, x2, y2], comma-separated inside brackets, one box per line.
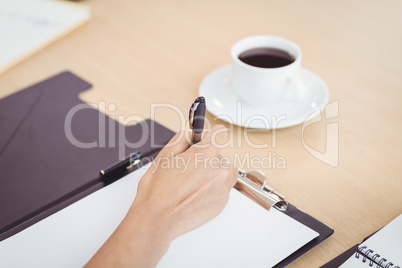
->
[355, 245, 400, 268]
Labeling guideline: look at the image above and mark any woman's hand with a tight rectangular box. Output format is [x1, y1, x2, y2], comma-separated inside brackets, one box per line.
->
[86, 125, 237, 268]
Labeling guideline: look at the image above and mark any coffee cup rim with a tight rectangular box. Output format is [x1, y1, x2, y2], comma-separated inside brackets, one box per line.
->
[231, 35, 302, 72]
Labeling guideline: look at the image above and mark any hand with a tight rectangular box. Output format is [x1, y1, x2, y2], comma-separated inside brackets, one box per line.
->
[86, 125, 238, 268]
[133, 124, 238, 241]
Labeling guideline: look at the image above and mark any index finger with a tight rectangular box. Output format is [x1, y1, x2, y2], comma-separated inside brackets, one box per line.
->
[188, 124, 228, 157]
[157, 129, 192, 158]
[196, 124, 228, 147]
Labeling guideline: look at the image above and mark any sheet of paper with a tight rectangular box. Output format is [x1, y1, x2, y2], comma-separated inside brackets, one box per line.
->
[0, 0, 90, 73]
[0, 164, 318, 268]
[158, 189, 318, 268]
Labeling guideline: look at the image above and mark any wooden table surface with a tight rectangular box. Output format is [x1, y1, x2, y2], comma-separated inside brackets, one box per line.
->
[1, 0, 401, 266]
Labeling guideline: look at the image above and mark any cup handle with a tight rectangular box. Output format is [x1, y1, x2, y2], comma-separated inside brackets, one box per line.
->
[283, 75, 305, 101]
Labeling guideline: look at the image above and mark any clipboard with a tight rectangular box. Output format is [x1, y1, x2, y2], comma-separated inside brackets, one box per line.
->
[0, 71, 333, 267]
[0, 71, 175, 241]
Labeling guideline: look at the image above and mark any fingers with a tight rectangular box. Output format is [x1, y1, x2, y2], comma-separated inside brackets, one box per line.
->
[188, 125, 228, 158]
[197, 124, 228, 148]
[228, 164, 239, 188]
[159, 124, 229, 160]
[157, 129, 192, 158]
[220, 159, 239, 189]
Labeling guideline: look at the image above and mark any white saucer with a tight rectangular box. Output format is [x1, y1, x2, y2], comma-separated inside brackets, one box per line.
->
[199, 65, 329, 129]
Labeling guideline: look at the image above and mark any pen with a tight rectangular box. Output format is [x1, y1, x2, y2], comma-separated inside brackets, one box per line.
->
[99, 153, 142, 183]
[189, 96, 206, 145]
[188, 97, 287, 211]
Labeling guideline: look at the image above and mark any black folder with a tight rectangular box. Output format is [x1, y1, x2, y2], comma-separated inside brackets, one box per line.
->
[0, 71, 333, 267]
[0, 71, 175, 241]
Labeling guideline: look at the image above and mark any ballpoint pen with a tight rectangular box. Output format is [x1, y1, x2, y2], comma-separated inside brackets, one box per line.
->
[99, 153, 142, 183]
[189, 96, 206, 145]
[188, 96, 287, 211]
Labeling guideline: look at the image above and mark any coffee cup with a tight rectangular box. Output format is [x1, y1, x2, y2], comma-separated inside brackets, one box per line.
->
[231, 35, 303, 107]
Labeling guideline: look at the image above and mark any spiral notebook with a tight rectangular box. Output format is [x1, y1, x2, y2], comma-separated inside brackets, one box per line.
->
[323, 214, 402, 268]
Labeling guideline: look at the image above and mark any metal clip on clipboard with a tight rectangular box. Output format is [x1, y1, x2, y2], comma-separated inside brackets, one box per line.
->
[235, 168, 288, 212]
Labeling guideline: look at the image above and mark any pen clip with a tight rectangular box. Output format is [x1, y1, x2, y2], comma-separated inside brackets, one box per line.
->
[189, 101, 200, 129]
[126, 153, 142, 170]
[99, 152, 143, 183]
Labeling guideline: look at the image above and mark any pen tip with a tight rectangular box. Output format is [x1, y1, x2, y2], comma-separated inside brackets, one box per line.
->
[196, 96, 205, 103]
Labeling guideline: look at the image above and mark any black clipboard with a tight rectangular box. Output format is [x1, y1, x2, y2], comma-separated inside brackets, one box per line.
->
[0, 71, 333, 267]
[0, 71, 175, 241]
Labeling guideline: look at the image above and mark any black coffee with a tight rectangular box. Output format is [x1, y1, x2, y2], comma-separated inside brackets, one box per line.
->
[238, 47, 295, 68]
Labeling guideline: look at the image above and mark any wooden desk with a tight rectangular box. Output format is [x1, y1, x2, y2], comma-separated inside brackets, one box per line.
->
[1, 0, 401, 266]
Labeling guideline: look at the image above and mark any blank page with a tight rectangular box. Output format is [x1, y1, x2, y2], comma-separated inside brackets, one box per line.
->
[159, 187, 318, 268]
[0, 164, 318, 268]
[0, 0, 90, 73]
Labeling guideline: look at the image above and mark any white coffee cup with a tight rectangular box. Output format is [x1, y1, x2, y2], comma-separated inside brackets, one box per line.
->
[231, 35, 303, 107]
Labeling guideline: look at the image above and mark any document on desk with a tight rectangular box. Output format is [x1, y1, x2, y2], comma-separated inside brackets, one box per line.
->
[0, 0, 90, 73]
[0, 164, 318, 268]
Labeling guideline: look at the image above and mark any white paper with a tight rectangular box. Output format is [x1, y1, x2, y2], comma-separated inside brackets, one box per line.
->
[0, 0, 90, 73]
[158, 190, 318, 268]
[0, 164, 318, 268]
[0, 164, 148, 268]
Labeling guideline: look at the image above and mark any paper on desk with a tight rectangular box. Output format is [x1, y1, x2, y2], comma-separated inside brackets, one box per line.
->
[0, 0, 90, 73]
[0, 164, 318, 268]
[0, 165, 150, 268]
[158, 187, 318, 268]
